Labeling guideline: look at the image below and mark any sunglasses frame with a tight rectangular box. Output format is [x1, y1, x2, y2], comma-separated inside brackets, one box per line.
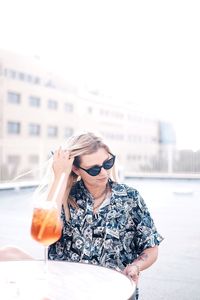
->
[78, 153, 116, 176]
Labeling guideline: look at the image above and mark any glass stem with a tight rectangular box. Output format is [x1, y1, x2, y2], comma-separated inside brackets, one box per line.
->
[44, 245, 48, 274]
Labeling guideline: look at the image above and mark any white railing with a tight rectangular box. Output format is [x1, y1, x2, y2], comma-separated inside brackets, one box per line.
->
[1, 145, 200, 184]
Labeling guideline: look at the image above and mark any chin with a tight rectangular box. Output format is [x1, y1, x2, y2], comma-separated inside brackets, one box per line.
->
[96, 177, 108, 183]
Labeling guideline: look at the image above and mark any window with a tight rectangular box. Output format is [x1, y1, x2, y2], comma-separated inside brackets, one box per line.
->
[8, 69, 16, 79]
[7, 155, 20, 164]
[47, 126, 58, 137]
[7, 91, 21, 104]
[29, 96, 40, 107]
[27, 74, 33, 83]
[29, 123, 41, 136]
[64, 127, 73, 138]
[87, 106, 93, 114]
[19, 72, 25, 81]
[29, 155, 39, 164]
[45, 80, 54, 88]
[64, 102, 73, 112]
[34, 77, 40, 85]
[7, 121, 21, 134]
[48, 99, 58, 110]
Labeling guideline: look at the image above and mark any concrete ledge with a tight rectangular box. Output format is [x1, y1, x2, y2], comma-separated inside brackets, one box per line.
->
[0, 181, 39, 190]
[124, 172, 200, 180]
[1, 173, 200, 191]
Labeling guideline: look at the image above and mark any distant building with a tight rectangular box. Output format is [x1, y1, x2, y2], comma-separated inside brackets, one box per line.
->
[0, 49, 161, 181]
[159, 121, 176, 145]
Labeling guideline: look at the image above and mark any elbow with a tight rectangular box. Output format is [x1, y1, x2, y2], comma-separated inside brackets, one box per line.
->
[153, 245, 159, 263]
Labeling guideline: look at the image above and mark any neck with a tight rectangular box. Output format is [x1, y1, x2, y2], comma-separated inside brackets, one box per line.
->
[85, 182, 108, 200]
[92, 184, 108, 200]
[91, 184, 108, 200]
[93, 184, 110, 211]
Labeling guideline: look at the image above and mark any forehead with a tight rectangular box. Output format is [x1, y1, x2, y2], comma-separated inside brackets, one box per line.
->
[80, 148, 109, 167]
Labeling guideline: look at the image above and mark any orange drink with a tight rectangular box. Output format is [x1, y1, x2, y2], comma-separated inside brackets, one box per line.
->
[31, 207, 62, 246]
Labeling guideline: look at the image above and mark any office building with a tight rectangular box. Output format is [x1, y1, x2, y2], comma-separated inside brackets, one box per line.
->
[0, 49, 160, 181]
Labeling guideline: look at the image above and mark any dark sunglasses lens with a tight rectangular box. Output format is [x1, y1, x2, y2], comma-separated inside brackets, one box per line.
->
[87, 166, 101, 176]
[103, 157, 115, 170]
[85, 155, 115, 176]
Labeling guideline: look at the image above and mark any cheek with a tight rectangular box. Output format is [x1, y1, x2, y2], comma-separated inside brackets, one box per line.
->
[99, 168, 110, 177]
[80, 171, 98, 182]
[79, 171, 92, 181]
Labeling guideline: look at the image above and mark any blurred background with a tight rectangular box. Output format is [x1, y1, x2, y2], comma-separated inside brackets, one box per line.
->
[0, 1, 200, 299]
[0, 0, 200, 183]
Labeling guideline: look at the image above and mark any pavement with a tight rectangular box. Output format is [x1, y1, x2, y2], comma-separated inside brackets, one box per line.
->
[0, 179, 200, 300]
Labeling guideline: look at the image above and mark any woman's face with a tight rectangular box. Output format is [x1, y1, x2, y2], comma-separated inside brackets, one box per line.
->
[74, 148, 112, 188]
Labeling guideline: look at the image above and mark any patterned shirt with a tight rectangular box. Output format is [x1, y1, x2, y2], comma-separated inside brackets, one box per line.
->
[48, 179, 163, 271]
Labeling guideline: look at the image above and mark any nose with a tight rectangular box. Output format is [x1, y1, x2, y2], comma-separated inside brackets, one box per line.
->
[99, 166, 108, 176]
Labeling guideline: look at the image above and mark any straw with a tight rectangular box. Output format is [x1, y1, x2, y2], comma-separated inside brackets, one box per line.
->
[37, 173, 65, 241]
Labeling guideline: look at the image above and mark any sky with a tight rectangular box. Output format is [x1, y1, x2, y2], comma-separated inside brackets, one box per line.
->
[0, 0, 200, 150]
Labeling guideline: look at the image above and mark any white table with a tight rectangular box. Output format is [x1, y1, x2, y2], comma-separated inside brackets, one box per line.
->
[0, 260, 135, 300]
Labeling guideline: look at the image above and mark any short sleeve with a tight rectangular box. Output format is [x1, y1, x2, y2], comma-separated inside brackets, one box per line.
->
[132, 191, 164, 254]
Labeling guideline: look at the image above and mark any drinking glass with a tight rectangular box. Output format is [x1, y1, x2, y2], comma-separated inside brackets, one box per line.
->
[30, 199, 62, 272]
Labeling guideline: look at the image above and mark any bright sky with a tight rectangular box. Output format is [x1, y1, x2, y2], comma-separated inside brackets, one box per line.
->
[1, 0, 200, 150]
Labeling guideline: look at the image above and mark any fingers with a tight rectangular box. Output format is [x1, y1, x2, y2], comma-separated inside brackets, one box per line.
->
[52, 148, 74, 178]
[53, 149, 73, 161]
[127, 271, 138, 282]
[123, 265, 139, 283]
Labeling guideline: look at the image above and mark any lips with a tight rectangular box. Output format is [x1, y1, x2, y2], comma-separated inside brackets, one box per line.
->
[97, 177, 108, 181]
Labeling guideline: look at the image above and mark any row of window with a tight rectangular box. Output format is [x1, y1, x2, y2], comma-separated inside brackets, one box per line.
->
[100, 111, 149, 123]
[4, 68, 55, 88]
[7, 91, 74, 112]
[101, 131, 157, 143]
[127, 154, 150, 161]
[127, 115, 146, 123]
[7, 153, 151, 166]
[7, 155, 39, 164]
[7, 122, 74, 138]
[7, 121, 156, 146]
[102, 132, 125, 140]
[100, 109, 124, 119]
[128, 135, 158, 143]
[6, 92, 154, 127]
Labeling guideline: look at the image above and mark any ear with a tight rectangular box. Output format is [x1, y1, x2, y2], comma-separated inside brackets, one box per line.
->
[72, 165, 80, 176]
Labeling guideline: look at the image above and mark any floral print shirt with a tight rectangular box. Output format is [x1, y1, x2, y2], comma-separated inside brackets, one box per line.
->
[48, 179, 163, 271]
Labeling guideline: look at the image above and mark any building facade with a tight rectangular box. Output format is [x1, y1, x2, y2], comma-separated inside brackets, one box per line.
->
[0, 49, 160, 181]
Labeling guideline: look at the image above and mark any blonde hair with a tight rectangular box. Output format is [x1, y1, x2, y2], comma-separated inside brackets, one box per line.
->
[35, 132, 118, 220]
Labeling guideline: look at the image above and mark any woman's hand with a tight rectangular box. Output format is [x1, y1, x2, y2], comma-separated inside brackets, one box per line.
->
[123, 264, 140, 283]
[123, 246, 158, 284]
[52, 148, 74, 179]
[47, 148, 74, 209]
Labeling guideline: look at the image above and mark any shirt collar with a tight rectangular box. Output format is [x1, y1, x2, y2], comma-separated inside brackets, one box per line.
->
[74, 178, 128, 198]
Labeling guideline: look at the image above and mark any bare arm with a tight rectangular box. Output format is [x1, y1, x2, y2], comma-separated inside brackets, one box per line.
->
[47, 149, 74, 213]
[123, 246, 158, 282]
[0, 246, 33, 260]
[132, 245, 158, 271]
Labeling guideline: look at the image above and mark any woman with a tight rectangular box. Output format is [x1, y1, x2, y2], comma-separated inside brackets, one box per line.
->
[0, 132, 163, 299]
[45, 132, 163, 299]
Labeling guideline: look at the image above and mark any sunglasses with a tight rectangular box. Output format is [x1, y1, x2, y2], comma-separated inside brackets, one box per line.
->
[78, 154, 116, 176]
